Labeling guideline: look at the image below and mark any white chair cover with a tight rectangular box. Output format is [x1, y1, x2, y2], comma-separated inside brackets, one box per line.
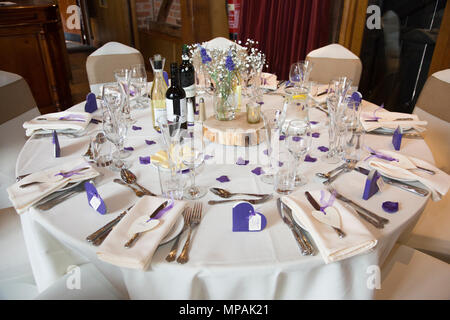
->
[86, 42, 145, 95]
[0, 71, 40, 209]
[306, 43, 363, 86]
[203, 37, 243, 51]
[402, 69, 450, 261]
[375, 245, 450, 299]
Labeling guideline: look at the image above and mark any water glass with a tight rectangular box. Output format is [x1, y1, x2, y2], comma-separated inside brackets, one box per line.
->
[103, 109, 130, 171]
[114, 68, 134, 124]
[286, 119, 311, 186]
[157, 165, 186, 200]
[90, 131, 113, 167]
[130, 64, 148, 109]
[274, 150, 296, 195]
[286, 61, 313, 95]
[343, 126, 365, 162]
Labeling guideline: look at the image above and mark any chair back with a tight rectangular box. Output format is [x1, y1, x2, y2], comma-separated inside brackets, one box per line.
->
[306, 44, 362, 86]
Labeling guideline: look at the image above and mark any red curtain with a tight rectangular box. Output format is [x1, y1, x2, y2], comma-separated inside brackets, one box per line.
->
[238, 0, 331, 80]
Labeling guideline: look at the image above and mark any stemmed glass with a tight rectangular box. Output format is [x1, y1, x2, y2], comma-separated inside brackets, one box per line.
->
[102, 83, 131, 159]
[102, 107, 130, 171]
[130, 64, 148, 109]
[286, 119, 312, 186]
[179, 124, 207, 200]
[286, 61, 313, 95]
[114, 68, 135, 124]
[157, 115, 183, 171]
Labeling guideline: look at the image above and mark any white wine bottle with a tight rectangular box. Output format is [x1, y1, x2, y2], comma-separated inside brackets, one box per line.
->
[149, 54, 168, 131]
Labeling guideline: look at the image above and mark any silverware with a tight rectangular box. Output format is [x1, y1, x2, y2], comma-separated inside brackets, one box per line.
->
[19, 167, 90, 188]
[365, 131, 423, 139]
[209, 187, 269, 199]
[120, 168, 156, 196]
[35, 182, 87, 211]
[364, 118, 414, 122]
[327, 187, 388, 228]
[208, 194, 273, 205]
[316, 163, 347, 179]
[177, 202, 202, 264]
[354, 167, 429, 197]
[304, 191, 346, 238]
[323, 160, 357, 185]
[165, 207, 190, 262]
[86, 205, 134, 245]
[124, 201, 168, 248]
[412, 166, 436, 175]
[113, 179, 146, 197]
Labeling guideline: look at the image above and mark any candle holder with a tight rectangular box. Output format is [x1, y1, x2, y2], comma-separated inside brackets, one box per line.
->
[246, 102, 261, 124]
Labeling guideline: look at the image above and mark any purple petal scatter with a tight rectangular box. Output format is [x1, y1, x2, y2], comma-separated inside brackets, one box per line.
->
[292, 136, 302, 142]
[204, 154, 214, 160]
[263, 149, 269, 156]
[132, 125, 142, 131]
[318, 146, 329, 152]
[251, 167, 265, 176]
[145, 140, 156, 146]
[382, 201, 399, 213]
[310, 121, 319, 125]
[216, 175, 230, 183]
[312, 132, 320, 138]
[236, 157, 249, 166]
[124, 147, 134, 151]
[139, 156, 151, 165]
[278, 161, 284, 167]
[279, 135, 286, 141]
[304, 155, 317, 163]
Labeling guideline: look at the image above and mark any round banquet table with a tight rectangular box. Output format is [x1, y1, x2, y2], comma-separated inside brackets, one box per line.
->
[15, 92, 435, 299]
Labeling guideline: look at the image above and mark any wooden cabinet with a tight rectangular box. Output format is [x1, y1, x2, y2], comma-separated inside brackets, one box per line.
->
[0, 0, 72, 114]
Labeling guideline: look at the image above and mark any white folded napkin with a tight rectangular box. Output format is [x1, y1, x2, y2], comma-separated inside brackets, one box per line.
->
[282, 190, 378, 264]
[360, 109, 427, 132]
[7, 157, 100, 214]
[368, 155, 450, 201]
[260, 72, 277, 91]
[23, 111, 92, 136]
[97, 196, 187, 270]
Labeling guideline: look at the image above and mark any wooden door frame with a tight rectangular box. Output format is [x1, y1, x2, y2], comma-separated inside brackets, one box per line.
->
[428, 0, 450, 76]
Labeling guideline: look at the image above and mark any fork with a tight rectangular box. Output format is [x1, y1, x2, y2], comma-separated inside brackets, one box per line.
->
[165, 207, 191, 262]
[323, 160, 357, 185]
[177, 202, 202, 264]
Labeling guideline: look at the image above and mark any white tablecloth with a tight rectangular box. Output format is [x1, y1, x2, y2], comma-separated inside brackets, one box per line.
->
[15, 94, 434, 299]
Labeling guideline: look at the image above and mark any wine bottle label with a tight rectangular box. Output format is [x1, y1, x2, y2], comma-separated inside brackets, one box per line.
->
[166, 98, 187, 123]
[187, 99, 194, 123]
[182, 84, 196, 98]
[153, 108, 167, 123]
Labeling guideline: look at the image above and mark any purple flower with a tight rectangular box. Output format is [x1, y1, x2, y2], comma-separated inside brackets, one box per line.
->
[199, 46, 212, 64]
[236, 157, 249, 166]
[251, 167, 265, 176]
[318, 146, 329, 152]
[312, 132, 320, 138]
[132, 125, 142, 131]
[216, 175, 230, 183]
[139, 156, 151, 165]
[225, 53, 235, 72]
[145, 140, 156, 146]
[304, 155, 317, 163]
[382, 201, 399, 213]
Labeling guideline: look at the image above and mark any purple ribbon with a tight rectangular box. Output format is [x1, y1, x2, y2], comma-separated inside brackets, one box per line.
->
[54, 166, 88, 178]
[146, 198, 175, 222]
[319, 190, 336, 214]
[58, 114, 86, 122]
[365, 103, 385, 120]
[364, 147, 399, 162]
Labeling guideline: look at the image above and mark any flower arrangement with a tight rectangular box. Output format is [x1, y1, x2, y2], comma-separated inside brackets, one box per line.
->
[188, 39, 267, 120]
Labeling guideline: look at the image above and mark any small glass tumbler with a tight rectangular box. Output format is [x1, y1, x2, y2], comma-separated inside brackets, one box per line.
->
[274, 150, 296, 195]
[246, 102, 261, 124]
[90, 131, 113, 167]
[157, 164, 186, 200]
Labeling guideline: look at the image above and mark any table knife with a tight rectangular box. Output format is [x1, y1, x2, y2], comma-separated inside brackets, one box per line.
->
[365, 131, 423, 139]
[354, 167, 429, 197]
[124, 201, 168, 248]
[86, 205, 134, 243]
[304, 192, 346, 238]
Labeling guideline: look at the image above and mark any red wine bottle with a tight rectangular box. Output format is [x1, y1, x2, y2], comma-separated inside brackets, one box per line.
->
[166, 63, 187, 129]
[180, 44, 196, 126]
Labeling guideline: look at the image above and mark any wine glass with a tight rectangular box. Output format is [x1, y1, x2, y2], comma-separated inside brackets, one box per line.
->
[130, 64, 148, 109]
[286, 61, 313, 95]
[179, 125, 207, 200]
[102, 84, 131, 159]
[102, 108, 130, 171]
[157, 115, 183, 170]
[114, 68, 135, 124]
[286, 119, 312, 186]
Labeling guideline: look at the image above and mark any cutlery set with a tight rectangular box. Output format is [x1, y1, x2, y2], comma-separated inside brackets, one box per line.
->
[208, 187, 272, 205]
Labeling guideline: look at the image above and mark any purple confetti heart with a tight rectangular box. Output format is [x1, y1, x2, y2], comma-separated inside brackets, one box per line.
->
[312, 132, 320, 138]
[318, 146, 329, 152]
[139, 156, 151, 165]
[216, 175, 230, 183]
[292, 136, 302, 142]
[382, 201, 399, 213]
[279, 135, 286, 141]
[251, 167, 265, 176]
[278, 161, 284, 167]
[304, 155, 317, 162]
[145, 140, 156, 146]
[236, 157, 249, 166]
[132, 125, 142, 131]
[124, 147, 134, 151]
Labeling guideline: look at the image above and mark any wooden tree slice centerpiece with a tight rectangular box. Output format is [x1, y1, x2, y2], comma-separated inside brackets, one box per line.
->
[203, 113, 266, 146]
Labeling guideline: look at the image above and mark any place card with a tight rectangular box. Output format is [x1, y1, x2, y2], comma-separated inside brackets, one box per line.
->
[52, 130, 60, 158]
[232, 202, 267, 232]
[85, 181, 106, 214]
[312, 206, 341, 229]
[363, 169, 382, 200]
[392, 126, 402, 151]
[85, 93, 98, 113]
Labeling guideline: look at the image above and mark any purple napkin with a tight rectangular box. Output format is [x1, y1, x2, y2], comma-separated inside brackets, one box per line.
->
[85, 93, 98, 113]
[52, 130, 60, 158]
[85, 181, 106, 215]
